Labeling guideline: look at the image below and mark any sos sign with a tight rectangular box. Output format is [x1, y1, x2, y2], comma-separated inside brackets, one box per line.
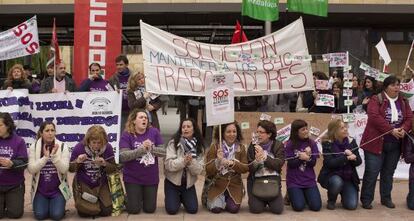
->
[13, 21, 39, 54]
[212, 89, 229, 98]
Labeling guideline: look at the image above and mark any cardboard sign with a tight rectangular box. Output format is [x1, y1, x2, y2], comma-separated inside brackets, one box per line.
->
[322, 52, 349, 67]
[315, 94, 335, 107]
[343, 72, 353, 80]
[274, 117, 284, 125]
[260, 113, 272, 121]
[344, 99, 353, 106]
[309, 126, 320, 136]
[342, 113, 356, 123]
[343, 88, 353, 97]
[343, 81, 353, 88]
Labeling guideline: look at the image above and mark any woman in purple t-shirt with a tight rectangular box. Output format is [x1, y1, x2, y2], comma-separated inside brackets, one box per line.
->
[28, 121, 69, 220]
[0, 112, 28, 219]
[119, 109, 165, 214]
[285, 119, 321, 212]
[69, 125, 117, 217]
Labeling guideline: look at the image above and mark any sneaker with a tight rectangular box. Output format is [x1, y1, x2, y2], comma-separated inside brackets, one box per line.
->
[327, 201, 336, 210]
[362, 203, 373, 209]
[381, 200, 395, 208]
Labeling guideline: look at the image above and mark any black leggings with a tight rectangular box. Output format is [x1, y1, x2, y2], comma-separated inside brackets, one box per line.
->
[125, 183, 158, 214]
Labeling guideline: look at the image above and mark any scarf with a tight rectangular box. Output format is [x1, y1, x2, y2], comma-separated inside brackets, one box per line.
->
[260, 140, 273, 154]
[222, 141, 237, 160]
[180, 137, 198, 158]
[384, 92, 399, 123]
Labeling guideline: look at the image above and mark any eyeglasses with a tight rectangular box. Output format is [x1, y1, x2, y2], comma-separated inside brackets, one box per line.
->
[256, 130, 267, 134]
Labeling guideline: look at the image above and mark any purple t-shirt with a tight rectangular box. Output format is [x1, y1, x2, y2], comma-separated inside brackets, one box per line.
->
[118, 72, 130, 112]
[70, 142, 115, 188]
[285, 140, 319, 188]
[384, 99, 403, 143]
[120, 128, 163, 185]
[38, 158, 60, 197]
[89, 79, 112, 92]
[0, 133, 28, 185]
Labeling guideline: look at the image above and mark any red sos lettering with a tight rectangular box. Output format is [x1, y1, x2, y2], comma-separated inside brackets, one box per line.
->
[213, 89, 229, 98]
[13, 22, 39, 54]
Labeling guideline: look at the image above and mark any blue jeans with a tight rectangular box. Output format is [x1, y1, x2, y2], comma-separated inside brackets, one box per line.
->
[287, 186, 321, 211]
[33, 192, 66, 220]
[164, 179, 198, 215]
[361, 142, 401, 205]
[327, 175, 358, 210]
[407, 181, 414, 210]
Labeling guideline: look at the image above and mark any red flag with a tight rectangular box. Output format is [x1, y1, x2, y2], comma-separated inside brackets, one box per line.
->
[231, 20, 248, 44]
[46, 18, 61, 68]
[383, 64, 389, 73]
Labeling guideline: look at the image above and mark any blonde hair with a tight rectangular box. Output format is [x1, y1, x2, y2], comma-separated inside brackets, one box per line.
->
[7, 64, 27, 81]
[127, 72, 144, 93]
[324, 118, 344, 142]
[83, 125, 108, 148]
[125, 108, 148, 134]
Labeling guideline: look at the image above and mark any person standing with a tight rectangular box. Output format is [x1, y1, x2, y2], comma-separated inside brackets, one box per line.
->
[360, 75, 412, 209]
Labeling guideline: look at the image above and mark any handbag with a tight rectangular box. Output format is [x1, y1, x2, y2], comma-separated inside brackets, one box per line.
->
[73, 179, 101, 216]
[252, 176, 280, 201]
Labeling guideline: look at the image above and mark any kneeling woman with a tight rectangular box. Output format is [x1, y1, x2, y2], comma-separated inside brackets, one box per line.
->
[28, 121, 70, 220]
[119, 109, 164, 214]
[69, 125, 116, 217]
[285, 119, 321, 212]
[205, 122, 248, 213]
[318, 119, 362, 210]
[164, 118, 204, 214]
[247, 120, 285, 214]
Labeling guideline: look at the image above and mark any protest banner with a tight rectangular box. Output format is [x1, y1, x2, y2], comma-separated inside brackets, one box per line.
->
[74, 0, 123, 85]
[141, 18, 314, 96]
[205, 73, 234, 126]
[315, 94, 335, 107]
[0, 89, 122, 163]
[0, 16, 39, 61]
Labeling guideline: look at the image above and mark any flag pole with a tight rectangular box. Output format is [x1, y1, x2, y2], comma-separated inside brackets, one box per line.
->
[53, 18, 56, 89]
[405, 40, 414, 68]
[240, 13, 244, 44]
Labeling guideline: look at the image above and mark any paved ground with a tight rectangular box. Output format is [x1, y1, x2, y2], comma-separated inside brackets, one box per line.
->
[19, 108, 414, 220]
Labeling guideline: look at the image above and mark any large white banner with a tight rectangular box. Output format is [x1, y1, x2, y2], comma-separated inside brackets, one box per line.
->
[205, 73, 234, 126]
[141, 18, 314, 96]
[0, 90, 122, 162]
[0, 16, 40, 61]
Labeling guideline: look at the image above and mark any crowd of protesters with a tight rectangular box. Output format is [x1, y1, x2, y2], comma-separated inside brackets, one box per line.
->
[1, 55, 414, 220]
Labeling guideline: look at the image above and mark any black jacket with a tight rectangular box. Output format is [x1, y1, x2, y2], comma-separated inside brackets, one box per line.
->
[318, 138, 362, 190]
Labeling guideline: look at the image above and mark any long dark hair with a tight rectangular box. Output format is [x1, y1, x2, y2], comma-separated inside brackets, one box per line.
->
[0, 112, 16, 137]
[213, 121, 243, 144]
[36, 121, 56, 139]
[172, 118, 204, 155]
[289, 119, 309, 150]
